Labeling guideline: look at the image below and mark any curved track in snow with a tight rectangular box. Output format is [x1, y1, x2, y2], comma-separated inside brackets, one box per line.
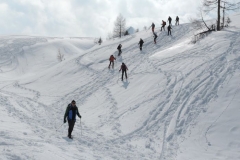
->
[1, 19, 240, 159]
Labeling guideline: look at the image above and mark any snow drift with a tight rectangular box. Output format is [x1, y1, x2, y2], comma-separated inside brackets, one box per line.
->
[0, 14, 240, 160]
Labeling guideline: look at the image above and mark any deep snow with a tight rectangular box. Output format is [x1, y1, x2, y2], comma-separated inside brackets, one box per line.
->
[0, 14, 240, 160]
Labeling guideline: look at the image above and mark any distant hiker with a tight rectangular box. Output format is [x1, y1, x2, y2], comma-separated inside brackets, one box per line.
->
[119, 63, 128, 81]
[161, 20, 166, 31]
[168, 16, 172, 26]
[108, 55, 116, 69]
[98, 38, 102, 45]
[167, 25, 172, 36]
[138, 38, 144, 51]
[64, 100, 81, 139]
[149, 22, 155, 32]
[175, 16, 179, 25]
[153, 32, 158, 44]
[117, 44, 122, 56]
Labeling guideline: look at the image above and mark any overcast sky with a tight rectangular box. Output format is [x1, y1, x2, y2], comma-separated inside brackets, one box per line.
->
[0, 0, 238, 38]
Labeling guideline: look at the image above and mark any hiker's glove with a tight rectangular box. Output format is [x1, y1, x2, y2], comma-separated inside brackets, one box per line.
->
[64, 119, 67, 123]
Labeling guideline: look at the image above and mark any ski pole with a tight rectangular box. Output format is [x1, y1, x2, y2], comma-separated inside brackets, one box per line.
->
[118, 71, 121, 80]
[56, 123, 64, 131]
[80, 119, 82, 136]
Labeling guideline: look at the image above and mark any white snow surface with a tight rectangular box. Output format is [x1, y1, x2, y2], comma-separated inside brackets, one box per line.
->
[1, 14, 240, 160]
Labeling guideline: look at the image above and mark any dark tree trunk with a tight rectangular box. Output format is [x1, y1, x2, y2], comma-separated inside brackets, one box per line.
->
[222, 2, 225, 28]
[120, 25, 121, 38]
[217, 0, 221, 31]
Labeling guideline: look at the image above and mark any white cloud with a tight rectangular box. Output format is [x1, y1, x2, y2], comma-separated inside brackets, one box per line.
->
[0, 0, 236, 38]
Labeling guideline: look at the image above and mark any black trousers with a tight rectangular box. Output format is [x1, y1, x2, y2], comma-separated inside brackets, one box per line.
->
[109, 61, 114, 68]
[122, 70, 127, 80]
[139, 44, 143, 50]
[118, 49, 122, 56]
[168, 30, 171, 35]
[161, 26, 165, 31]
[68, 120, 75, 136]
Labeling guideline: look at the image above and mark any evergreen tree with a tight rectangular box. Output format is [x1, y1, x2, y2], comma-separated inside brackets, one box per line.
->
[124, 30, 129, 36]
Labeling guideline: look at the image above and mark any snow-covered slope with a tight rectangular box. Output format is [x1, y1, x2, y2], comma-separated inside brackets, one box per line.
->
[0, 14, 240, 160]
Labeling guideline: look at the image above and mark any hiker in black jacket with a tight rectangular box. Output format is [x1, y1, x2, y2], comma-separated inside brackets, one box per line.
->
[117, 44, 122, 56]
[64, 100, 81, 139]
[168, 16, 172, 26]
[119, 63, 128, 81]
[138, 38, 144, 51]
[167, 25, 172, 36]
[175, 16, 179, 25]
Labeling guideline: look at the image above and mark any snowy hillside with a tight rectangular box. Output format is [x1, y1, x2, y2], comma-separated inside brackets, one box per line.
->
[1, 14, 240, 160]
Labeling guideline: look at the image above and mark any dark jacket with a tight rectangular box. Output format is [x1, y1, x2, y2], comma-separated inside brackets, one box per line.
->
[138, 39, 144, 45]
[151, 23, 155, 28]
[119, 63, 128, 71]
[64, 104, 81, 121]
[117, 44, 122, 50]
[162, 21, 166, 26]
[176, 16, 179, 21]
[167, 26, 172, 30]
[153, 32, 158, 38]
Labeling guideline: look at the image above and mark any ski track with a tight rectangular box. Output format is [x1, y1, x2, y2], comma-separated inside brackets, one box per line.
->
[0, 22, 240, 159]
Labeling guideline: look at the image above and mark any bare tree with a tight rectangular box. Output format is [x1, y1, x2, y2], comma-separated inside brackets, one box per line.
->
[190, 8, 216, 43]
[203, 0, 240, 31]
[190, 8, 214, 32]
[106, 32, 113, 40]
[113, 14, 126, 38]
[57, 49, 64, 62]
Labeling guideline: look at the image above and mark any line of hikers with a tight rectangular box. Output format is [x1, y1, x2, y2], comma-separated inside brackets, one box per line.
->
[150, 16, 180, 32]
[150, 16, 180, 43]
[63, 17, 180, 139]
[110, 16, 180, 79]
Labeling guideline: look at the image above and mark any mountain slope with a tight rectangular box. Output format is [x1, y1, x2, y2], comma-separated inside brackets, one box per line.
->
[0, 14, 240, 160]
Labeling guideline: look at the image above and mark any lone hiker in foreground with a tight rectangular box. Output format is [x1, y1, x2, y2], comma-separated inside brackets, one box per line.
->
[117, 44, 122, 56]
[64, 100, 81, 139]
[119, 62, 128, 81]
[138, 38, 144, 51]
[108, 55, 116, 69]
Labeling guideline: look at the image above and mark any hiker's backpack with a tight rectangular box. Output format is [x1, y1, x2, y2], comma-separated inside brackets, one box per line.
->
[122, 64, 127, 70]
